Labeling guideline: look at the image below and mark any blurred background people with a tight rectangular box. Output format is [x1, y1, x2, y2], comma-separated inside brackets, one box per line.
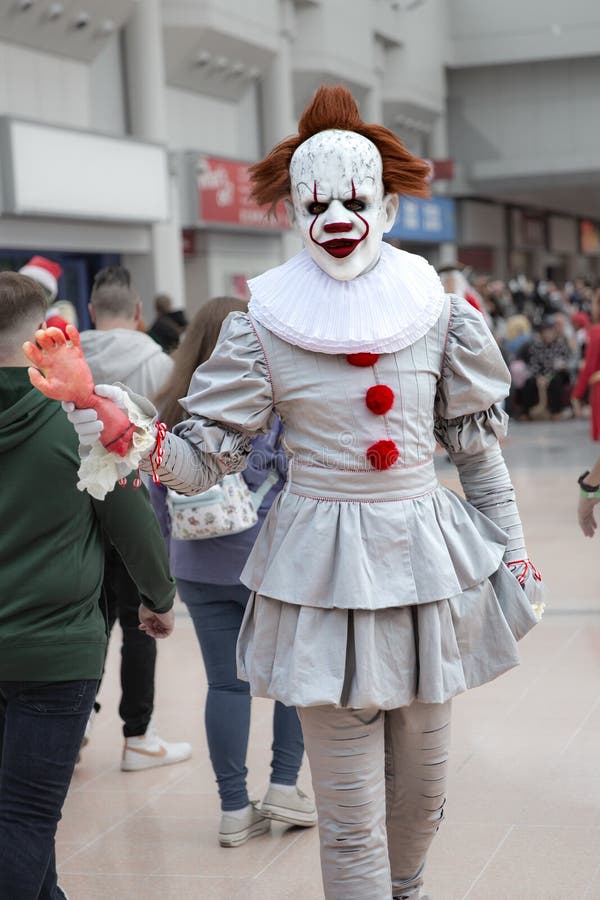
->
[18, 256, 62, 306]
[148, 292, 188, 354]
[515, 316, 575, 421]
[79, 265, 190, 770]
[151, 296, 316, 848]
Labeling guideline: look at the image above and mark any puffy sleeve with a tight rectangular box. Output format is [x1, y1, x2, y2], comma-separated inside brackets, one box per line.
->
[143, 312, 275, 495]
[177, 312, 274, 441]
[434, 296, 511, 453]
[434, 297, 544, 619]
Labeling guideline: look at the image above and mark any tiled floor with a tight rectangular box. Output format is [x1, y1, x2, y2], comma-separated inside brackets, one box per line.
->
[58, 418, 600, 900]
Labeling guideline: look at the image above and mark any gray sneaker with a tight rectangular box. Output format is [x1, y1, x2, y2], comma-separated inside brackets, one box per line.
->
[218, 801, 271, 848]
[260, 786, 317, 827]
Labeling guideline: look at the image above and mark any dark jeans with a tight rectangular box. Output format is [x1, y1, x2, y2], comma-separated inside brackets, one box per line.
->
[0, 679, 97, 900]
[101, 544, 156, 738]
[177, 579, 305, 811]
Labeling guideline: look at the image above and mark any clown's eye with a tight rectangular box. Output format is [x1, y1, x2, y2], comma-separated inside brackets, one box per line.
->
[344, 199, 365, 212]
[307, 201, 328, 215]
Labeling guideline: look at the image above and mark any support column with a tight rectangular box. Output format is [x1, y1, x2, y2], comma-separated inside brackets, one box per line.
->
[124, 0, 186, 313]
[430, 111, 457, 264]
[260, 0, 302, 261]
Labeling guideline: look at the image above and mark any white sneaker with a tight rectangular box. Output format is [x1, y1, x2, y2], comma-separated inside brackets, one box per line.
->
[260, 785, 317, 827]
[121, 723, 192, 771]
[218, 801, 271, 848]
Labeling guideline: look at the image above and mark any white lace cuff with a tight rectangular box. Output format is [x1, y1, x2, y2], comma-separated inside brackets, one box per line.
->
[77, 392, 156, 500]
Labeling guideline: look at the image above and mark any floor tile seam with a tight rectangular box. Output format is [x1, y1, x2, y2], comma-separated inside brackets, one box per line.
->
[460, 823, 514, 899]
[452, 823, 600, 832]
[557, 692, 600, 757]
[61, 872, 245, 880]
[251, 828, 308, 881]
[60, 764, 206, 866]
[71, 762, 123, 790]
[502, 625, 583, 718]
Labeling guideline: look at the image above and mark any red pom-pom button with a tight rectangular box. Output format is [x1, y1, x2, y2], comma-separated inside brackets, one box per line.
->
[366, 440, 399, 470]
[366, 384, 394, 415]
[347, 352, 380, 367]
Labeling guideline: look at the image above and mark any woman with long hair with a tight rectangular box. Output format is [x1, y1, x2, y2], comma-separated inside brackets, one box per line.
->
[151, 296, 315, 847]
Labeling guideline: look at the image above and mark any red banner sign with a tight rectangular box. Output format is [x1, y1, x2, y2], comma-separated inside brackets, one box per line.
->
[197, 155, 289, 230]
[424, 158, 455, 182]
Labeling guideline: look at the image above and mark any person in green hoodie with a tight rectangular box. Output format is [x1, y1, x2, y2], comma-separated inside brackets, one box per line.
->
[0, 272, 176, 900]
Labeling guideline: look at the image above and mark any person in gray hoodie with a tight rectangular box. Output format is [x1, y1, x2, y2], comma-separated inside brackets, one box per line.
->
[79, 265, 190, 770]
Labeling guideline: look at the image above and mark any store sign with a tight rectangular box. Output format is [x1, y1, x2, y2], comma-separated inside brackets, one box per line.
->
[581, 220, 600, 255]
[197, 155, 289, 230]
[424, 158, 455, 182]
[0, 117, 169, 222]
[386, 196, 456, 243]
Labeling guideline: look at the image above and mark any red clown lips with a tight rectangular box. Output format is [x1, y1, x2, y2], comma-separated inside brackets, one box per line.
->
[319, 238, 361, 258]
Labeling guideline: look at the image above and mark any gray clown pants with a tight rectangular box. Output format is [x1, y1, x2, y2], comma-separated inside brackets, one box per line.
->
[298, 700, 451, 900]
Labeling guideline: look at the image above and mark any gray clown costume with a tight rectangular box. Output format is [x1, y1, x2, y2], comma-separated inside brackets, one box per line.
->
[57, 93, 542, 900]
[136, 242, 541, 900]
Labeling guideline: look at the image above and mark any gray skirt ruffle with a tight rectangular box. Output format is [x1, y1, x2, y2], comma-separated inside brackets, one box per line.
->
[236, 563, 538, 709]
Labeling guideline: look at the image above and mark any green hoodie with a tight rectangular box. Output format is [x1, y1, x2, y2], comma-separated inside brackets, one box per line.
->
[0, 368, 175, 681]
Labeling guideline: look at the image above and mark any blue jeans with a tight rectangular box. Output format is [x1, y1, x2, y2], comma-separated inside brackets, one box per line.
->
[177, 579, 304, 811]
[0, 679, 97, 900]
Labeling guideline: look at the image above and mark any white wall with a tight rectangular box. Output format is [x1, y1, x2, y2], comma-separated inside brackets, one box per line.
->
[89, 34, 128, 136]
[166, 84, 261, 158]
[166, 87, 237, 154]
[460, 200, 505, 246]
[447, 57, 600, 170]
[292, 0, 377, 90]
[382, 0, 448, 115]
[0, 40, 90, 128]
[184, 230, 283, 316]
[448, 0, 600, 66]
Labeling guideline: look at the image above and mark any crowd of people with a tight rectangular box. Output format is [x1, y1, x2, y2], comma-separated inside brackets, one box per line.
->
[440, 265, 600, 434]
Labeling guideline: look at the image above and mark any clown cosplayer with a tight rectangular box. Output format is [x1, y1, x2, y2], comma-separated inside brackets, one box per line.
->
[24, 87, 543, 900]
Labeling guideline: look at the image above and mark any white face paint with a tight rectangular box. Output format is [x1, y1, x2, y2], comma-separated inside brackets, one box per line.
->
[286, 130, 399, 281]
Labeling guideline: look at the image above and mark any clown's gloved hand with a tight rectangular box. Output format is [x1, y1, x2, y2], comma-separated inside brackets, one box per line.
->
[64, 384, 159, 455]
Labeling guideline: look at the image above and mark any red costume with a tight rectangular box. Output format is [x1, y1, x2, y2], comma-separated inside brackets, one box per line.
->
[572, 323, 600, 441]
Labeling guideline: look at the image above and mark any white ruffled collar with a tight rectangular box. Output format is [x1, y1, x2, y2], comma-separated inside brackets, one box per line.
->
[247, 242, 446, 354]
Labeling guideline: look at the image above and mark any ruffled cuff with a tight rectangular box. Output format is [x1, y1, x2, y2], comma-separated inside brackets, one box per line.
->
[76, 391, 156, 500]
[435, 405, 508, 455]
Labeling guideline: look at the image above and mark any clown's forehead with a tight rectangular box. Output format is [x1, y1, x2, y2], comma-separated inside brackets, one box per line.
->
[290, 130, 382, 197]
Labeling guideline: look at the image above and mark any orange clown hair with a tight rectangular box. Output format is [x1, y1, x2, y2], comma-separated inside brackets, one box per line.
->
[249, 84, 431, 211]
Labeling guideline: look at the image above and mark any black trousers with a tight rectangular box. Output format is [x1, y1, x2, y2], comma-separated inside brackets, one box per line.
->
[98, 544, 156, 738]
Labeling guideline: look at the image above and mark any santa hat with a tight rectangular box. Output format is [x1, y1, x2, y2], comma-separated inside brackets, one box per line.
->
[19, 256, 63, 300]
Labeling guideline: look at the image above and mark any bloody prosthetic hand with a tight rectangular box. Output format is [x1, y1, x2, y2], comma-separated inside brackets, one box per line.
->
[23, 325, 136, 457]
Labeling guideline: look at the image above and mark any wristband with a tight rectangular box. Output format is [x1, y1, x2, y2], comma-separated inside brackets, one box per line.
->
[580, 488, 600, 500]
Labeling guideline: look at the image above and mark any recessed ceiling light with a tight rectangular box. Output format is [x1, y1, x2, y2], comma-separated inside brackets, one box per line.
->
[98, 18, 115, 35]
[73, 11, 91, 29]
[47, 2, 64, 19]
